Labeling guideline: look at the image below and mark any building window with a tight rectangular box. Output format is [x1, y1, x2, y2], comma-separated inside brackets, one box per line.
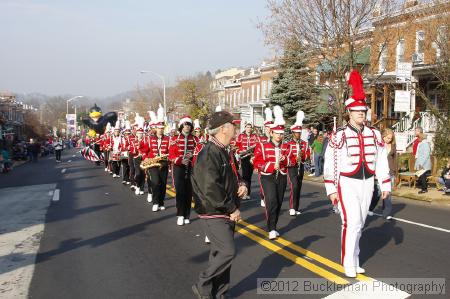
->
[252, 85, 255, 102]
[268, 80, 273, 96]
[415, 30, 425, 63]
[379, 43, 388, 72]
[396, 39, 405, 65]
[256, 85, 260, 100]
[262, 81, 267, 98]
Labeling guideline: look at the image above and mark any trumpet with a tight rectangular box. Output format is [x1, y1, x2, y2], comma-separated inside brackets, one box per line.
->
[140, 154, 169, 170]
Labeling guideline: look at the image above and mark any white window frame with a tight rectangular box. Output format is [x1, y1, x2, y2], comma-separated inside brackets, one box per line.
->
[416, 30, 425, 63]
[379, 43, 388, 73]
[396, 39, 405, 65]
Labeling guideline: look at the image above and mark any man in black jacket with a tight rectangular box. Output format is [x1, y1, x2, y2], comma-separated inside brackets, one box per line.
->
[191, 110, 247, 299]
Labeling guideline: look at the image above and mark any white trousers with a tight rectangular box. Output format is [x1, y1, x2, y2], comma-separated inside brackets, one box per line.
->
[337, 175, 374, 269]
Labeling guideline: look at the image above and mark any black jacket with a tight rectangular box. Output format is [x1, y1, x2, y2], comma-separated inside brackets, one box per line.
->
[191, 139, 242, 216]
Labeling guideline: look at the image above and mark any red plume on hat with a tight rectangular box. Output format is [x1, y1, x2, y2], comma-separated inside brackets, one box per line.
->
[345, 70, 368, 111]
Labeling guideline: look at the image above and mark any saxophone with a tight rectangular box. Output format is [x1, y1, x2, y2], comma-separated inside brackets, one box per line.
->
[140, 154, 169, 169]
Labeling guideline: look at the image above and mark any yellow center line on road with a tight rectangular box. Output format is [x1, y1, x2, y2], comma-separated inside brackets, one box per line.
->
[239, 220, 372, 282]
[235, 224, 349, 285]
[164, 185, 365, 284]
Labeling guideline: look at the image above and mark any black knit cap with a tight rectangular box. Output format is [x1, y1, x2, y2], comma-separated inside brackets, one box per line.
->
[208, 111, 237, 130]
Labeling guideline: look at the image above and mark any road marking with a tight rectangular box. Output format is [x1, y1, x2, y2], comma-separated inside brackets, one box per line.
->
[235, 224, 349, 285]
[52, 189, 60, 202]
[372, 212, 450, 233]
[61, 168, 66, 174]
[323, 280, 410, 298]
[239, 220, 371, 281]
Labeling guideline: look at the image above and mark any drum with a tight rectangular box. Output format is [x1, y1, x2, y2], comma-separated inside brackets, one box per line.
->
[120, 151, 129, 160]
[111, 151, 121, 161]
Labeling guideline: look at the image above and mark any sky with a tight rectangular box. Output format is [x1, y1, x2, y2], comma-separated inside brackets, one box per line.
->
[0, 0, 273, 98]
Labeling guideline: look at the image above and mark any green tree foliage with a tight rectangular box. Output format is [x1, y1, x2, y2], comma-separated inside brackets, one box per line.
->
[270, 40, 321, 125]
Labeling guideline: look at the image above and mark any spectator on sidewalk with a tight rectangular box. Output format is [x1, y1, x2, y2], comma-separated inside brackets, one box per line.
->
[368, 128, 396, 219]
[415, 133, 431, 194]
[53, 138, 64, 162]
[311, 133, 324, 177]
[28, 139, 41, 163]
[412, 127, 423, 157]
[0, 146, 12, 173]
[438, 158, 450, 194]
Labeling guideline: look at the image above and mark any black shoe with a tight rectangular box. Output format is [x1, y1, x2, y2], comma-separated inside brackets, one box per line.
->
[418, 190, 428, 194]
[192, 284, 212, 299]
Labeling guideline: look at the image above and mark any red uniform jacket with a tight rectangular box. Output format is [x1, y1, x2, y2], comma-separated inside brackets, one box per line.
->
[235, 133, 259, 155]
[284, 139, 310, 167]
[253, 141, 289, 175]
[168, 134, 199, 166]
[147, 135, 170, 158]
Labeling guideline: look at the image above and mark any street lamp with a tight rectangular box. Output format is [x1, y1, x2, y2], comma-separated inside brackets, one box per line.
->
[140, 70, 166, 120]
[66, 95, 84, 138]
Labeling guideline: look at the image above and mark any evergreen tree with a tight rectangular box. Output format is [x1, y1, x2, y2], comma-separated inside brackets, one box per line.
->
[270, 40, 320, 125]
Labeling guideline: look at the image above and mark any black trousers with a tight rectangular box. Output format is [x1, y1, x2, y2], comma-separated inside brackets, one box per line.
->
[240, 156, 253, 193]
[149, 166, 168, 206]
[103, 151, 109, 168]
[55, 150, 62, 161]
[111, 160, 121, 175]
[260, 173, 287, 231]
[128, 155, 135, 185]
[93, 144, 101, 166]
[133, 157, 145, 190]
[146, 169, 152, 195]
[418, 170, 431, 191]
[172, 164, 192, 218]
[197, 218, 236, 299]
[287, 165, 304, 211]
[121, 158, 130, 182]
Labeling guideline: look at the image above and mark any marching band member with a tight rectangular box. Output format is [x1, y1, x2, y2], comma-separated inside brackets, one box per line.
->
[120, 121, 132, 185]
[285, 111, 310, 216]
[128, 122, 138, 190]
[168, 115, 199, 226]
[257, 107, 273, 207]
[131, 115, 149, 196]
[109, 122, 125, 178]
[101, 123, 112, 172]
[147, 106, 170, 211]
[193, 119, 202, 139]
[253, 106, 289, 240]
[323, 70, 391, 278]
[235, 122, 258, 200]
[145, 110, 158, 202]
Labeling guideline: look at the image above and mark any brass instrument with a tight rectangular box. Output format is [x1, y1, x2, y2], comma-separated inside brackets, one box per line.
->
[239, 145, 256, 159]
[140, 154, 168, 170]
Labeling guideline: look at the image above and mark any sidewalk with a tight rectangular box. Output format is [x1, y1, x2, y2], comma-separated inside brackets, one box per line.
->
[302, 173, 450, 203]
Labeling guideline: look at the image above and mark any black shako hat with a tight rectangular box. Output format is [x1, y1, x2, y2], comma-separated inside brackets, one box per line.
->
[208, 111, 238, 130]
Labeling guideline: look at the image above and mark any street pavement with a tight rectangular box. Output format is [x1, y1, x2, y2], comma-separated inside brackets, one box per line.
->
[0, 148, 449, 298]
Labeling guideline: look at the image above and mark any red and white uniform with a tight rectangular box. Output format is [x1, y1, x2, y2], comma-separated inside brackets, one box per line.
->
[253, 142, 289, 176]
[285, 139, 310, 167]
[323, 124, 391, 270]
[130, 137, 149, 159]
[148, 135, 170, 158]
[235, 133, 259, 155]
[258, 135, 269, 144]
[168, 134, 199, 166]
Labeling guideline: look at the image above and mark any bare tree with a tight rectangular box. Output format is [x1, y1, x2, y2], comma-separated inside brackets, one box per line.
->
[259, 0, 399, 124]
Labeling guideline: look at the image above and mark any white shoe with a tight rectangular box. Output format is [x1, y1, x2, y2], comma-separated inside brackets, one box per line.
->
[135, 188, 140, 195]
[205, 236, 210, 243]
[177, 216, 184, 226]
[268, 230, 277, 240]
[296, 211, 301, 215]
[275, 231, 280, 237]
[344, 267, 357, 278]
[261, 200, 265, 207]
[184, 219, 190, 224]
[386, 216, 392, 220]
[147, 194, 153, 203]
[289, 209, 296, 216]
[159, 206, 165, 211]
[105, 168, 108, 172]
[122, 181, 126, 184]
[130, 185, 135, 190]
[152, 204, 159, 212]
[139, 190, 144, 195]
[356, 267, 365, 274]
[126, 181, 130, 185]
[368, 211, 374, 216]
